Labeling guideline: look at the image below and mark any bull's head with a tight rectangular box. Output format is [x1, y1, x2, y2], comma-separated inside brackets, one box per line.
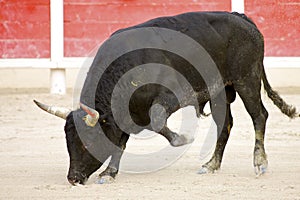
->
[33, 100, 107, 185]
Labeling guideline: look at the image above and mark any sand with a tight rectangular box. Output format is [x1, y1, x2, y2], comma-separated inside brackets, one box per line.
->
[0, 89, 299, 199]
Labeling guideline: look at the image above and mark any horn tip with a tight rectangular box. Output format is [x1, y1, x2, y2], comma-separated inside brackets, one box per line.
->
[33, 99, 48, 112]
[33, 99, 42, 107]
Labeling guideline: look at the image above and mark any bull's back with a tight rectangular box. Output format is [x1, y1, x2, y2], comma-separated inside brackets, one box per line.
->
[112, 11, 264, 78]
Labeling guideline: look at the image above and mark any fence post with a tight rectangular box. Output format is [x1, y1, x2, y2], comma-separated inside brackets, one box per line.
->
[50, 0, 65, 94]
[231, 0, 244, 13]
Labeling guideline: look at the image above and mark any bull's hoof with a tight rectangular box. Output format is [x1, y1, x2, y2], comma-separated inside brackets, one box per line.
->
[170, 135, 194, 147]
[95, 175, 115, 184]
[254, 162, 268, 177]
[197, 166, 217, 174]
[198, 167, 210, 174]
[253, 149, 268, 177]
[198, 156, 221, 174]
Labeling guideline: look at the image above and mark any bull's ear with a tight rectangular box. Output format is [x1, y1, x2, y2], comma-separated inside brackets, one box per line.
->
[33, 100, 71, 120]
[80, 103, 99, 127]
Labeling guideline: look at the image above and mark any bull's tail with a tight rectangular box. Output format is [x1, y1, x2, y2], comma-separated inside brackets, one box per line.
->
[261, 64, 299, 118]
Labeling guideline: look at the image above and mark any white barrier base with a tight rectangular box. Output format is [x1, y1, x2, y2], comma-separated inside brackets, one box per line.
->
[50, 68, 66, 95]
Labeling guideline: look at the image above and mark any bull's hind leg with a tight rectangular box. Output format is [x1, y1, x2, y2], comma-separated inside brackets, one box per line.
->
[199, 88, 234, 174]
[199, 104, 233, 173]
[235, 79, 269, 175]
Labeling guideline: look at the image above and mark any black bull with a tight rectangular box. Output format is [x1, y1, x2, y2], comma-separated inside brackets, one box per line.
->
[34, 11, 299, 185]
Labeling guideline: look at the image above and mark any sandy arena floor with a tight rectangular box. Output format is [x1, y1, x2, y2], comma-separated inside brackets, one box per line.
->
[0, 88, 299, 199]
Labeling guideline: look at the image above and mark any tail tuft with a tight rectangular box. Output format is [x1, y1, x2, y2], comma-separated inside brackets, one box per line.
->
[265, 89, 298, 118]
[262, 66, 299, 119]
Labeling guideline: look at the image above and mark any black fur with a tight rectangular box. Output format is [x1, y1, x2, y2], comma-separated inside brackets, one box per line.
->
[64, 11, 298, 184]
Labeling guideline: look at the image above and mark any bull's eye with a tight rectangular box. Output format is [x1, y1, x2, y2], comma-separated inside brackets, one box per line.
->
[81, 145, 87, 151]
[82, 142, 93, 150]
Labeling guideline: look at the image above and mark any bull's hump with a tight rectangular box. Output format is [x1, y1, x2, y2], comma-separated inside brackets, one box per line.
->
[111, 11, 231, 36]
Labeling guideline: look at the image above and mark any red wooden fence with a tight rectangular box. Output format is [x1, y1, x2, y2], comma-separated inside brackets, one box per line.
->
[245, 0, 300, 56]
[0, 0, 299, 58]
[0, 0, 50, 58]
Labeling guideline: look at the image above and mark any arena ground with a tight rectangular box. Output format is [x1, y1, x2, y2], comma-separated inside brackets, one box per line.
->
[0, 88, 299, 199]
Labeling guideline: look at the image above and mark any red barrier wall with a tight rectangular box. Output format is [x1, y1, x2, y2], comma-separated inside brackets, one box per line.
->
[0, 0, 299, 58]
[64, 0, 231, 57]
[245, 0, 300, 56]
[0, 0, 50, 58]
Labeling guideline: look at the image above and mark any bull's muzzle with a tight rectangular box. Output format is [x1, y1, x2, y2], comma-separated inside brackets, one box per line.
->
[67, 172, 88, 186]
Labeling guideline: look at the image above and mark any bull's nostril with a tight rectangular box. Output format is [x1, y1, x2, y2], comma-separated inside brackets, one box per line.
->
[67, 171, 87, 185]
[68, 178, 80, 186]
[68, 176, 87, 186]
[68, 178, 76, 186]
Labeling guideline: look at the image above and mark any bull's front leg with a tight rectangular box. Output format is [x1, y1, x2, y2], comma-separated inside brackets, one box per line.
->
[96, 153, 122, 184]
[97, 133, 129, 184]
[158, 126, 194, 147]
[150, 98, 193, 147]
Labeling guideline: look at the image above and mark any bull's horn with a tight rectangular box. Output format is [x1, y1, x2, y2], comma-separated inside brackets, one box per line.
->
[80, 103, 99, 127]
[33, 100, 71, 120]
